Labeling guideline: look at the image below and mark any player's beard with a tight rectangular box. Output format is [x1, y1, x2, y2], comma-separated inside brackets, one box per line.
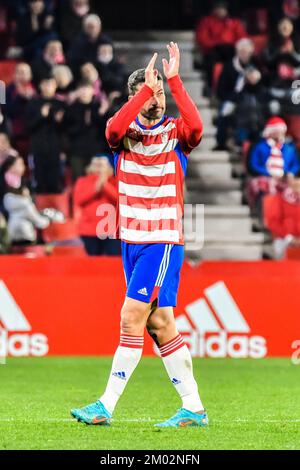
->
[141, 106, 164, 121]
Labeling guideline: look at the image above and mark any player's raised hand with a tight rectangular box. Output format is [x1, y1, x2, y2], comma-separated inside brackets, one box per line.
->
[145, 53, 159, 90]
[162, 42, 180, 79]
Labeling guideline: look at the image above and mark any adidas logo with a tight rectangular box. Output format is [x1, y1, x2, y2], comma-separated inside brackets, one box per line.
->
[112, 371, 127, 380]
[0, 280, 48, 360]
[137, 287, 148, 296]
[174, 281, 267, 359]
[171, 377, 181, 385]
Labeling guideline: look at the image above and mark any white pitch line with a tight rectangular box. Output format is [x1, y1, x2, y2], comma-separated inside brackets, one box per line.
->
[0, 418, 300, 423]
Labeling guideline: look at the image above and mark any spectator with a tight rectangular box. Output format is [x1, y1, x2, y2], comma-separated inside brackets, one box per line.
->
[52, 64, 74, 102]
[58, 0, 91, 49]
[265, 17, 300, 114]
[95, 41, 128, 96]
[265, 172, 300, 258]
[16, 0, 56, 61]
[6, 63, 35, 155]
[0, 155, 49, 243]
[215, 38, 257, 150]
[0, 211, 9, 254]
[196, 1, 247, 91]
[0, 133, 18, 166]
[73, 156, 120, 256]
[68, 14, 111, 75]
[0, 107, 9, 135]
[80, 62, 106, 103]
[26, 76, 65, 194]
[64, 81, 109, 181]
[247, 116, 300, 215]
[234, 67, 272, 146]
[31, 39, 66, 86]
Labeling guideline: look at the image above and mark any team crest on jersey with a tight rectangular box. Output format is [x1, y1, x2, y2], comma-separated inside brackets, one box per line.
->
[126, 129, 143, 142]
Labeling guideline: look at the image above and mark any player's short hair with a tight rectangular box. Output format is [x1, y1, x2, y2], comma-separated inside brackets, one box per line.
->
[127, 68, 163, 95]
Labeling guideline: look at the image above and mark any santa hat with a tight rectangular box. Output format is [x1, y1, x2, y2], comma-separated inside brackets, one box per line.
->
[263, 117, 287, 137]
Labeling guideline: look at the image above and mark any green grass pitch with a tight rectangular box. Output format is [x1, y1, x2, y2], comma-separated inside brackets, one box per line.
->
[0, 357, 299, 450]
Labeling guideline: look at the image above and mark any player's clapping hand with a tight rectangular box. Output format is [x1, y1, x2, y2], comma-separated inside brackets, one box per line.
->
[162, 42, 180, 79]
[145, 53, 159, 90]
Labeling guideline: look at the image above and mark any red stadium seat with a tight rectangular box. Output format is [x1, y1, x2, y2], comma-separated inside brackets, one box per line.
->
[35, 192, 70, 218]
[42, 219, 78, 243]
[263, 194, 278, 231]
[0, 60, 18, 84]
[285, 246, 300, 260]
[285, 115, 300, 150]
[51, 245, 87, 257]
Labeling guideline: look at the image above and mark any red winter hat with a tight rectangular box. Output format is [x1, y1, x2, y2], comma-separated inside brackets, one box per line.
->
[263, 116, 287, 137]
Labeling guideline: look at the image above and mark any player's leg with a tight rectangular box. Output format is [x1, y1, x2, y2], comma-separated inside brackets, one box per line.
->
[146, 245, 208, 427]
[71, 296, 151, 425]
[98, 296, 151, 413]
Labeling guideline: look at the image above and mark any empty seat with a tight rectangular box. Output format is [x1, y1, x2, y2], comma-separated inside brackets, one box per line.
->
[42, 219, 78, 243]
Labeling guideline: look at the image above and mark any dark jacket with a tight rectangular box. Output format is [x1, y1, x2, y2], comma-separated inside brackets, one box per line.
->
[64, 100, 108, 158]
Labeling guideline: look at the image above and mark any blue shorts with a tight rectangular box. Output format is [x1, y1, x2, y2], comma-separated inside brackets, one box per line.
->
[121, 242, 185, 307]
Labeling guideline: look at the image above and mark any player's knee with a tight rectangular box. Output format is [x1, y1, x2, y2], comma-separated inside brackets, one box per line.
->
[120, 303, 148, 335]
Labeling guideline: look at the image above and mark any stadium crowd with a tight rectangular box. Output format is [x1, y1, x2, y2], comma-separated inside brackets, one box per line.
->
[1, 0, 300, 258]
[0, 0, 127, 255]
[196, 0, 300, 258]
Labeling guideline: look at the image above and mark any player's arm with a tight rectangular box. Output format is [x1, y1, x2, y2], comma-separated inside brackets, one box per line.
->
[163, 42, 203, 151]
[105, 53, 159, 149]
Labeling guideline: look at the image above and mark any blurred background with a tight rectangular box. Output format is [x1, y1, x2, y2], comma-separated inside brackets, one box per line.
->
[1, 0, 300, 262]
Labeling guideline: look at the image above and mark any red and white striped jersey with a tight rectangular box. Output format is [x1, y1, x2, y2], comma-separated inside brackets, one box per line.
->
[106, 75, 203, 245]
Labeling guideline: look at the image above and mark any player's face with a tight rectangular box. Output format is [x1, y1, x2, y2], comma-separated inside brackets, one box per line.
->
[136, 81, 166, 121]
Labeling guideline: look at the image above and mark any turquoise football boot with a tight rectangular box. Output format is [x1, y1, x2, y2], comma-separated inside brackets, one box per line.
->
[71, 400, 111, 425]
[155, 408, 208, 428]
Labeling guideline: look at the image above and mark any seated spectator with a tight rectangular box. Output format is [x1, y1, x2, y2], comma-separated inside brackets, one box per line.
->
[73, 156, 120, 256]
[234, 67, 272, 146]
[196, 1, 247, 92]
[247, 116, 300, 215]
[6, 63, 35, 155]
[215, 38, 257, 150]
[265, 17, 300, 114]
[64, 81, 109, 181]
[26, 76, 65, 194]
[52, 64, 75, 102]
[31, 39, 66, 86]
[0, 133, 18, 166]
[68, 14, 111, 75]
[0, 155, 49, 243]
[265, 172, 300, 259]
[95, 41, 128, 96]
[16, 0, 56, 61]
[58, 0, 91, 49]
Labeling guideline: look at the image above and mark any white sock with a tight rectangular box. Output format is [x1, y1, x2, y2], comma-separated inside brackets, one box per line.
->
[99, 334, 143, 414]
[159, 334, 204, 413]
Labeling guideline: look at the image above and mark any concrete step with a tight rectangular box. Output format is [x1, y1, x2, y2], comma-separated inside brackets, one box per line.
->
[166, 84, 206, 102]
[187, 161, 232, 180]
[204, 205, 250, 216]
[185, 244, 263, 260]
[167, 102, 214, 123]
[185, 233, 264, 243]
[189, 150, 230, 162]
[114, 42, 194, 72]
[205, 217, 252, 235]
[187, 178, 241, 191]
[109, 30, 196, 42]
[187, 189, 243, 205]
[193, 136, 216, 150]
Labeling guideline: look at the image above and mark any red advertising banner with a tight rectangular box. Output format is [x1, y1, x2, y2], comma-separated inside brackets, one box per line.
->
[0, 257, 300, 358]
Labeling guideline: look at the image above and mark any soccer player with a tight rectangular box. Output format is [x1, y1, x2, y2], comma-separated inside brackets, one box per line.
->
[71, 42, 208, 428]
